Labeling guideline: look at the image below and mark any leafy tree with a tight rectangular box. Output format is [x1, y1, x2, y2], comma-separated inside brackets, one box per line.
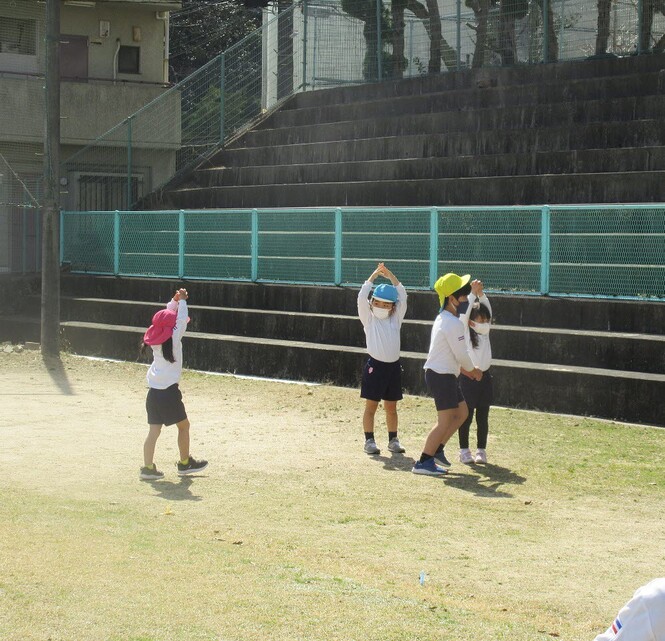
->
[169, 0, 263, 82]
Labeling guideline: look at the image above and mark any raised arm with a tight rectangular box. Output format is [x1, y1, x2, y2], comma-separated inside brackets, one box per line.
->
[380, 264, 408, 323]
[172, 288, 189, 340]
[357, 264, 383, 326]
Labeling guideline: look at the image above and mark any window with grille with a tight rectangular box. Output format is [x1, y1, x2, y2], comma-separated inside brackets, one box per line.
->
[0, 17, 37, 55]
[118, 46, 140, 74]
[77, 174, 143, 211]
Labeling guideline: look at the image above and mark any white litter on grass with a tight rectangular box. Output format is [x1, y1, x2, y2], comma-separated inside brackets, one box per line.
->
[72, 354, 321, 387]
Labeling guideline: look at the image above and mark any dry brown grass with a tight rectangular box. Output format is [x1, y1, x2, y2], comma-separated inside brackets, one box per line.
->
[0, 350, 663, 641]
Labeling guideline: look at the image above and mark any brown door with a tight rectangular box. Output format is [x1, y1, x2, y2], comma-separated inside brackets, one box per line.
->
[61, 34, 88, 81]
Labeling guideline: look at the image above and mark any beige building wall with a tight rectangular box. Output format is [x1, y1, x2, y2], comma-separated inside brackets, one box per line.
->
[61, 2, 174, 85]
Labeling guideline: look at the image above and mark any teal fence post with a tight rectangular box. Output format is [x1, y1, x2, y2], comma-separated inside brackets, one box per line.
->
[302, 0, 308, 90]
[251, 209, 259, 281]
[456, 0, 462, 70]
[59, 210, 64, 266]
[543, 0, 549, 63]
[334, 208, 342, 285]
[220, 53, 226, 144]
[126, 118, 133, 210]
[429, 207, 439, 288]
[178, 210, 185, 279]
[36, 207, 41, 271]
[540, 206, 551, 295]
[376, 0, 382, 81]
[22, 207, 27, 274]
[114, 211, 120, 275]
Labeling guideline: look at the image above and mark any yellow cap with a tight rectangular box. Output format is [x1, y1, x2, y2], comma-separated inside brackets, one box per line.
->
[434, 273, 471, 306]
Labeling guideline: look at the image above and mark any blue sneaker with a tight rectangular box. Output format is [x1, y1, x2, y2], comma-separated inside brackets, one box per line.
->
[412, 459, 448, 476]
[433, 449, 452, 468]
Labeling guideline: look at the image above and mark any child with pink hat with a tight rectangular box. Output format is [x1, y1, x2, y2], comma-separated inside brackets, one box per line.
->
[140, 288, 208, 480]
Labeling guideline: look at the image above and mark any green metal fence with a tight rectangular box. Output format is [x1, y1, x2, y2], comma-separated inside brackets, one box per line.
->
[60, 205, 665, 299]
[61, 0, 665, 212]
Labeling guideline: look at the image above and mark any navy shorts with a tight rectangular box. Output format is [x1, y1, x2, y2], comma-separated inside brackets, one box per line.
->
[425, 369, 465, 411]
[360, 357, 403, 402]
[146, 384, 187, 426]
[458, 369, 493, 409]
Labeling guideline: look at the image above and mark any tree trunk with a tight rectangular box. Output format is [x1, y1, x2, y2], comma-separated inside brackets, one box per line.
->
[640, 0, 656, 52]
[533, 0, 558, 61]
[467, 0, 491, 68]
[595, 0, 611, 54]
[424, 0, 442, 73]
[391, 0, 406, 78]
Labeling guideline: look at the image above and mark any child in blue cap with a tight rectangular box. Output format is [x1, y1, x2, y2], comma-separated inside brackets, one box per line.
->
[357, 263, 408, 455]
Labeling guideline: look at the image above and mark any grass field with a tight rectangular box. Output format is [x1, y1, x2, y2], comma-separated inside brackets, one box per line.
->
[0, 349, 663, 641]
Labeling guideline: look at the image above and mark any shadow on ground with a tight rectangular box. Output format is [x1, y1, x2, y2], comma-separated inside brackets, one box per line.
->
[43, 353, 75, 396]
[443, 463, 527, 498]
[144, 476, 203, 501]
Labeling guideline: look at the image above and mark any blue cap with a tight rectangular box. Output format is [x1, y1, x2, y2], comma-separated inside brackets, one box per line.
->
[372, 283, 398, 303]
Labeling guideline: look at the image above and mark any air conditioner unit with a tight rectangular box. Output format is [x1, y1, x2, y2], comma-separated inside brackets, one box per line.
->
[155, 11, 168, 20]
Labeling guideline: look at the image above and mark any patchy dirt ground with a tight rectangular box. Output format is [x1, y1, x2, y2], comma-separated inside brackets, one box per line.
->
[1, 347, 664, 641]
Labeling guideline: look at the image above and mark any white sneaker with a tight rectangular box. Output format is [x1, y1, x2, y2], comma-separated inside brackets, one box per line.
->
[364, 439, 380, 455]
[459, 448, 474, 464]
[474, 449, 487, 464]
[387, 437, 405, 453]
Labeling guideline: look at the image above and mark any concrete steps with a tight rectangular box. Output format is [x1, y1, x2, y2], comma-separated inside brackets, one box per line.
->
[239, 94, 665, 148]
[2, 275, 664, 426]
[140, 52, 665, 209]
[195, 147, 665, 187]
[162, 170, 665, 209]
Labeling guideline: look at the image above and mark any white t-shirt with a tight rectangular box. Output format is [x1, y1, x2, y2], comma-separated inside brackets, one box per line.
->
[357, 280, 407, 363]
[594, 578, 665, 641]
[146, 298, 189, 390]
[423, 309, 476, 375]
[460, 292, 493, 372]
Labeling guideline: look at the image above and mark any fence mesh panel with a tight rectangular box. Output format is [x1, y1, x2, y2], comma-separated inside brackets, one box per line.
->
[61, 206, 665, 299]
[550, 206, 665, 297]
[342, 208, 430, 285]
[0, 152, 42, 274]
[438, 208, 542, 293]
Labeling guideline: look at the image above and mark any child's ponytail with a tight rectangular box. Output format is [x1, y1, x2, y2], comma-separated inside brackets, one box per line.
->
[139, 337, 176, 363]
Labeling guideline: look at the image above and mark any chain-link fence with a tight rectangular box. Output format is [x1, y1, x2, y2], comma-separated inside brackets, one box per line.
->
[60, 205, 665, 299]
[0, 152, 42, 274]
[62, 0, 665, 211]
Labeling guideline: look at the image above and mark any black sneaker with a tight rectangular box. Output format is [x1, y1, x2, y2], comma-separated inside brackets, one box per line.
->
[177, 456, 209, 476]
[140, 465, 165, 481]
[433, 448, 452, 468]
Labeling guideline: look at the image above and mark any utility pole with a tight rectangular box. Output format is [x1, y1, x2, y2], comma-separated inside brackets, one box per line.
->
[41, 0, 61, 356]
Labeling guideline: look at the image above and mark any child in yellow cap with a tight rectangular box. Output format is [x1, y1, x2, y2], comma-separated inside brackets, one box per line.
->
[412, 273, 483, 477]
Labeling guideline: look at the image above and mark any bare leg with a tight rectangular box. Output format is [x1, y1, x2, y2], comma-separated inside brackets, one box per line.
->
[422, 402, 469, 455]
[176, 418, 190, 461]
[383, 400, 398, 434]
[143, 424, 162, 467]
[362, 399, 379, 434]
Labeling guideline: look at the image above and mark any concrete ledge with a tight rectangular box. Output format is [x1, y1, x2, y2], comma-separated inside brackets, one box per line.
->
[166, 171, 665, 209]
[47, 321, 665, 426]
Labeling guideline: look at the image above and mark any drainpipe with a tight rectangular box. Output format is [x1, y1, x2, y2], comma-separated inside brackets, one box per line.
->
[112, 37, 121, 80]
[155, 11, 169, 83]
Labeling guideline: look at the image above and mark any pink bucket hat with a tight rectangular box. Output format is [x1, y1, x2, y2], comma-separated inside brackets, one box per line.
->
[143, 309, 177, 346]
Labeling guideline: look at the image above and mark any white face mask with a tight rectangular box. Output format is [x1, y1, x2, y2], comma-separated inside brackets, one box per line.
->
[372, 306, 391, 320]
[472, 322, 491, 335]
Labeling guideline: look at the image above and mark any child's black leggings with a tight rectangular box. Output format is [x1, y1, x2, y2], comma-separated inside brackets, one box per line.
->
[458, 405, 490, 449]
